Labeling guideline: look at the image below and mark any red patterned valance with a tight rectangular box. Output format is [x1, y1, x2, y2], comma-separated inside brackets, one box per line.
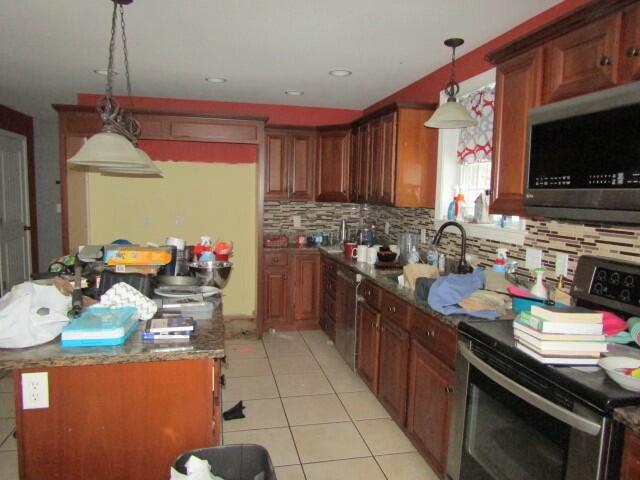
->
[457, 85, 495, 164]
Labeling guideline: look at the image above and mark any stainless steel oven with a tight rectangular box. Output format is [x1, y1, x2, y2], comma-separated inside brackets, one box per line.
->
[447, 335, 618, 480]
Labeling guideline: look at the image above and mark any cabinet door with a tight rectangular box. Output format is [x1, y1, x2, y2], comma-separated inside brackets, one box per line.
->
[357, 301, 381, 394]
[263, 268, 289, 328]
[491, 48, 543, 216]
[407, 339, 454, 477]
[543, 14, 622, 104]
[621, 4, 640, 82]
[291, 253, 320, 326]
[368, 119, 383, 203]
[316, 129, 351, 202]
[349, 129, 359, 202]
[290, 132, 315, 200]
[379, 112, 397, 205]
[265, 132, 289, 200]
[378, 318, 410, 426]
[357, 124, 371, 203]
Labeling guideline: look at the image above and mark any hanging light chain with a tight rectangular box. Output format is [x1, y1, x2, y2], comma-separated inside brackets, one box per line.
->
[445, 43, 460, 99]
[105, 0, 118, 101]
[119, 3, 134, 106]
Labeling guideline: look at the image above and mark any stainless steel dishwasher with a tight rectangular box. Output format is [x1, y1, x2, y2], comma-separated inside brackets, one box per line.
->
[334, 266, 361, 370]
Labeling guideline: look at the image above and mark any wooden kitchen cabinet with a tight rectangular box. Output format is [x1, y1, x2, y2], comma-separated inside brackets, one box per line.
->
[490, 48, 543, 217]
[320, 256, 338, 340]
[621, 3, 640, 82]
[407, 338, 455, 478]
[350, 124, 370, 203]
[316, 127, 351, 202]
[378, 317, 410, 426]
[543, 14, 622, 104]
[357, 300, 381, 394]
[622, 428, 640, 480]
[263, 249, 320, 331]
[291, 252, 321, 326]
[265, 128, 316, 201]
[357, 104, 437, 207]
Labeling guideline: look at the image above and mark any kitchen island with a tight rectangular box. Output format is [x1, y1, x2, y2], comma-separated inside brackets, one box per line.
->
[0, 298, 225, 480]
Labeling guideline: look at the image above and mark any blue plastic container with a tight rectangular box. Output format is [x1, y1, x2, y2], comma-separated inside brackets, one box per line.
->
[511, 296, 568, 315]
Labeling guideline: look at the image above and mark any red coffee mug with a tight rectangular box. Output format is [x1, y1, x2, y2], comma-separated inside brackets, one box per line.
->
[344, 242, 357, 259]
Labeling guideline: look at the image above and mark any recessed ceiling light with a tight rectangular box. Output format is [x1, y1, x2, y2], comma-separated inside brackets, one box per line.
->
[205, 77, 227, 84]
[285, 90, 304, 96]
[94, 69, 117, 76]
[329, 69, 352, 77]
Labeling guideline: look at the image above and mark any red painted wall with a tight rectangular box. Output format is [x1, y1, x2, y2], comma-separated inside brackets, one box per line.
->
[364, 0, 592, 113]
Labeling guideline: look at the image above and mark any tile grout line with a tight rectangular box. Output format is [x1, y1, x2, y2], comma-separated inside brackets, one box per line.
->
[263, 332, 308, 480]
[301, 331, 391, 480]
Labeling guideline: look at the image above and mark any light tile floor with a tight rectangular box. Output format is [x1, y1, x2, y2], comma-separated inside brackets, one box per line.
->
[0, 370, 17, 480]
[223, 329, 439, 480]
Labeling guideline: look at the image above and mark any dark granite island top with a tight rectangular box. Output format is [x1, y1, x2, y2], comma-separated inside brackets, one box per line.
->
[0, 297, 226, 370]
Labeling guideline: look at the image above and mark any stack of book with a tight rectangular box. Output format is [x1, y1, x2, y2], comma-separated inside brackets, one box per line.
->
[514, 305, 606, 365]
[142, 315, 196, 342]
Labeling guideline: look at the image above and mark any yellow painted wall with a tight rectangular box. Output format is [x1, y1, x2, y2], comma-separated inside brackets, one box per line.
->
[87, 161, 257, 316]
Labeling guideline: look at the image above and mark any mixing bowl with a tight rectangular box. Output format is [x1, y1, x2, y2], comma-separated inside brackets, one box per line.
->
[189, 261, 233, 289]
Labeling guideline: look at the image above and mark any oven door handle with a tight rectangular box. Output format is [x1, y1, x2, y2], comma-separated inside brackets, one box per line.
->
[459, 343, 602, 436]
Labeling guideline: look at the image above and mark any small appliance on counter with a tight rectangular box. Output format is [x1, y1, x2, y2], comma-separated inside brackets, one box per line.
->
[448, 255, 640, 480]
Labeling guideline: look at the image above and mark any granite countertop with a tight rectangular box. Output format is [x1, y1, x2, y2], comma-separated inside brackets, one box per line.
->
[0, 298, 226, 370]
[318, 247, 471, 328]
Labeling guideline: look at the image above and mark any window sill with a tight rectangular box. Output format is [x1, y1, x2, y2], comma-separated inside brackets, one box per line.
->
[433, 219, 526, 246]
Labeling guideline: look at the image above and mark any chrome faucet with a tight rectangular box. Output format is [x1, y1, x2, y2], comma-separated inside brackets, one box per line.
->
[431, 221, 473, 274]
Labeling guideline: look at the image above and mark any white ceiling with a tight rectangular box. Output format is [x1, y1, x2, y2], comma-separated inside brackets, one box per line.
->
[0, 0, 560, 111]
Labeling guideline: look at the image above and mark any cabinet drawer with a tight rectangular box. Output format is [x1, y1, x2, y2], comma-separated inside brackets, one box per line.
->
[264, 252, 288, 267]
[361, 280, 381, 311]
[410, 310, 457, 369]
[381, 291, 411, 330]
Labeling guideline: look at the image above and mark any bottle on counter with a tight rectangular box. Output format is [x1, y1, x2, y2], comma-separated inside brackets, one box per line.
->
[530, 268, 548, 299]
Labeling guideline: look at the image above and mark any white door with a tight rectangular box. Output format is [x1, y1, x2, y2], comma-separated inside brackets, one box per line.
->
[0, 129, 32, 296]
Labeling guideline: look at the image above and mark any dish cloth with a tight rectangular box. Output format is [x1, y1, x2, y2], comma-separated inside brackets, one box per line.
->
[100, 282, 157, 320]
[427, 270, 500, 320]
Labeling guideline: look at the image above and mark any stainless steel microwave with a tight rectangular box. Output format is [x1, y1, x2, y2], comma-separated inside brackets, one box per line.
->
[524, 82, 640, 224]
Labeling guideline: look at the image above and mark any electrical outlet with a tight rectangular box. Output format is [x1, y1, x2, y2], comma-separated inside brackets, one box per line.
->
[555, 252, 569, 277]
[22, 372, 49, 409]
[175, 216, 183, 226]
[525, 248, 543, 271]
[420, 228, 427, 244]
[292, 215, 301, 228]
[56, 203, 61, 214]
[384, 222, 390, 234]
[143, 215, 152, 225]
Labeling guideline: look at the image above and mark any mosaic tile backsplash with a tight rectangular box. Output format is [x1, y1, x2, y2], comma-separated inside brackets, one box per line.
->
[264, 201, 640, 291]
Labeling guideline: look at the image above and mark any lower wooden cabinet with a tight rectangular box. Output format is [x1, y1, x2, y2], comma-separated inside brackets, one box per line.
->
[622, 428, 640, 480]
[407, 338, 455, 478]
[356, 300, 381, 394]
[262, 249, 320, 331]
[378, 317, 410, 425]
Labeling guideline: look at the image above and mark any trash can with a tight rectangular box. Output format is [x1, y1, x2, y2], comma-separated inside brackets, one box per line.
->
[173, 444, 277, 480]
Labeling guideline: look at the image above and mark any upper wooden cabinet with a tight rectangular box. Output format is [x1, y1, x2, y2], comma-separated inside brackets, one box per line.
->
[490, 48, 543, 217]
[350, 124, 370, 203]
[543, 14, 622, 104]
[486, 0, 640, 217]
[621, 3, 640, 82]
[316, 127, 351, 202]
[265, 128, 315, 201]
[354, 105, 438, 207]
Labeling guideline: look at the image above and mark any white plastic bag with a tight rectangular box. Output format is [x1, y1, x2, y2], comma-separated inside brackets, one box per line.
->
[0, 282, 71, 348]
[170, 455, 223, 480]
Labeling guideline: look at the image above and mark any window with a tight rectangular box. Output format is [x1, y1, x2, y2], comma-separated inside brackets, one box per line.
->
[434, 69, 525, 245]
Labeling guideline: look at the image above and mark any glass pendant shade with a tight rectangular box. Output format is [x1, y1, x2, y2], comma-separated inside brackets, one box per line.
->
[68, 133, 162, 175]
[424, 98, 477, 129]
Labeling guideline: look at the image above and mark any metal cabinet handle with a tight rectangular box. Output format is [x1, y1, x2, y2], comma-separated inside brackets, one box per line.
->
[444, 386, 453, 393]
[600, 55, 612, 66]
[391, 306, 396, 313]
[628, 47, 640, 58]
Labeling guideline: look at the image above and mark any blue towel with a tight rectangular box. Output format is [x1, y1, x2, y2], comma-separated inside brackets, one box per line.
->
[427, 270, 499, 320]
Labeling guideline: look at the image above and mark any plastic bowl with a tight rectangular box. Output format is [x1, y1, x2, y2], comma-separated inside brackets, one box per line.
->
[511, 296, 548, 315]
[377, 251, 398, 263]
[598, 357, 640, 392]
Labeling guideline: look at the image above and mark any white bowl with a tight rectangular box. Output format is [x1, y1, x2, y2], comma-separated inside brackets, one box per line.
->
[598, 356, 640, 392]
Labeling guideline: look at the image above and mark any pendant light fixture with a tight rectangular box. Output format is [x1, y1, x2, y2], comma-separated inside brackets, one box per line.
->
[68, 0, 161, 176]
[425, 38, 478, 129]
